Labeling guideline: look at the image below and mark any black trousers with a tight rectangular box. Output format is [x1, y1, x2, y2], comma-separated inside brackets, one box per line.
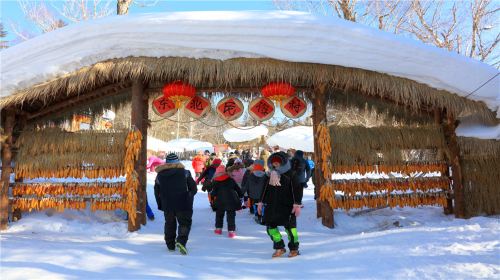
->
[215, 210, 236, 231]
[164, 210, 193, 250]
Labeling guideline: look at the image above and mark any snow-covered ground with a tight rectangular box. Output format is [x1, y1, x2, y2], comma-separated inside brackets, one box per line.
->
[1, 165, 499, 279]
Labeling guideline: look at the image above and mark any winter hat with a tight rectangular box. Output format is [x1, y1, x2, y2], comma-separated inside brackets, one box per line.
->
[271, 156, 282, 165]
[234, 158, 243, 165]
[295, 150, 304, 158]
[253, 160, 265, 171]
[214, 165, 226, 178]
[165, 153, 180, 164]
[212, 158, 222, 166]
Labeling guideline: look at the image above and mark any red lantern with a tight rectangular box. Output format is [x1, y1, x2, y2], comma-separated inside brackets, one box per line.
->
[216, 97, 244, 121]
[162, 81, 196, 108]
[185, 95, 211, 119]
[152, 95, 177, 118]
[249, 97, 275, 121]
[261, 82, 296, 103]
[281, 96, 307, 118]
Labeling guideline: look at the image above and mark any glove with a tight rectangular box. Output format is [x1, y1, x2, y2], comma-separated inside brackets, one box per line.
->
[291, 204, 301, 217]
[257, 202, 263, 215]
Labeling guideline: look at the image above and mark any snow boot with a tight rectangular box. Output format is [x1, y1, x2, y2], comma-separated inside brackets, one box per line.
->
[214, 228, 222, 235]
[175, 242, 188, 255]
[228, 231, 236, 238]
[272, 248, 286, 258]
[288, 250, 300, 258]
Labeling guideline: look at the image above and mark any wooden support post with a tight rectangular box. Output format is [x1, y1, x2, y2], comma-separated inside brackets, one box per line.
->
[1, 109, 15, 230]
[12, 114, 28, 221]
[140, 88, 149, 226]
[129, 80, 147, 231]
[312, 84, 334, 228]
[434, 109, 453, 215]
[442, 112, 466, 218]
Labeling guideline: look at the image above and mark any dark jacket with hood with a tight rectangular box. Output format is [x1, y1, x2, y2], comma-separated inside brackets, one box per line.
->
[154, 162, 197, 212]
[210, 174, 244, 211]
[291, 150, 311, 184]
[260, 152, 303, 225]
[241, 167, 269, 201]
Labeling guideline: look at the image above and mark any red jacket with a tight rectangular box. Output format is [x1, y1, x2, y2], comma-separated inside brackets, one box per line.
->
[192, 155, 206, 173]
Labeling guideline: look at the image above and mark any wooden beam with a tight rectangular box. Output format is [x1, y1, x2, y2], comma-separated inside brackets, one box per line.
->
[434, 108, 454, 215]
[312, 84, 334, 228]
[129, 80, 147, 231]
[443, 111, 466, 218]
[28, 82, 132, 120]
[12, 113, 28, 221]
[1, 109, 15, 230]
[146, 86, 313, 95]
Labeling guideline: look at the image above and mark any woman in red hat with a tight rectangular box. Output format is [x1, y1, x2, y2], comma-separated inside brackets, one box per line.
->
[257, 151, 303, 258]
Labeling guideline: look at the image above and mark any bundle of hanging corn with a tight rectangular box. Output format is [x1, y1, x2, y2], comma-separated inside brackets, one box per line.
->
[124, 130, 142, 227]
[15, 128, 128, 179]
[332, 162, 447, 174]
[332, 177, 450, 195]
[331, 192, 447, 211]
[12, 182, 127, 197]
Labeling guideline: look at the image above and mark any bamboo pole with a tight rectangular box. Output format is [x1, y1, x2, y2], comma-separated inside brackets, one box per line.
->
[1, 109, 15, 230]
[312, 84, 334, 228]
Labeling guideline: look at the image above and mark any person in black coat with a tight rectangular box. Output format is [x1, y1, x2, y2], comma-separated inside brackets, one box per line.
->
[154, 153, 197, 254]
[210, 165, 243, 238]
[241, 159, 268, 223]
[291, 150, 312, 188]
[257, 151, 303, 258]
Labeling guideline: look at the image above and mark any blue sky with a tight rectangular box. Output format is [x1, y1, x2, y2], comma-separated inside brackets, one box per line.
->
[1, 0, 276, 42]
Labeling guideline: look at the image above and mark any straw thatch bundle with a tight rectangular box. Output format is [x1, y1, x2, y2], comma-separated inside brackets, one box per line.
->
[15, 128, 128, 178]
[458, 137, 500, 216]
[1, 57, 495, 123]
[330, 125, 445, 165]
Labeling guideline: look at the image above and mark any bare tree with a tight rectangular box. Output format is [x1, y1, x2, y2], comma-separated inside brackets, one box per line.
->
[274, 0, 499, 67]
[10, 0, 67, 40]
[0, 23, 8, 49]
[117, 0, 133, 15]
[57, 0, 113, 22]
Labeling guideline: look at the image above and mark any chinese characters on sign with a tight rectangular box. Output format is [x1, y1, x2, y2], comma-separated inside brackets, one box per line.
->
[152, 95, 178, 118]
[281, 96, 307, 118]
[249, 97, 275, 121]
[185, 95, 211, 119]
[216, 97, 244, 121]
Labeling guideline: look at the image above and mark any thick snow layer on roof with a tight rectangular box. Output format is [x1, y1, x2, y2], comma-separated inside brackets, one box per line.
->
[147, 137, 213, 152]
[223, 125, 268, 142]
[267, 126, 314, 152]
[456, 122, 500, 140]
[1, 11, 498, 117]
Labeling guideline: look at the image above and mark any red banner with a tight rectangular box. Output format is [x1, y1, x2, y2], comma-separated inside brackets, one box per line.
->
[281, 96, 307, 118]
[216, 97, 244, 121]
[249, 97, 275, 121]
[185, 95, 211, 119]
[152, 95, 177, 118]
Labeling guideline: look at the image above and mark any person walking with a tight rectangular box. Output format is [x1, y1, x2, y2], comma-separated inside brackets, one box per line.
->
[192, 151, 206, 180]
[241, 159, 268, 224]
[154, 153, 197, 255]
[291, 150, 312, 189]
[257, 152, 303, 258]
[211, 165, 244, 238]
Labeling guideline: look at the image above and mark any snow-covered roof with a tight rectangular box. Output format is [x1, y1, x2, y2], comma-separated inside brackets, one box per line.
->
[1, 11, 498, 117]
[223, 125, 268, 143]
[267, 126, 314, 152]
[147, 137, 213, 152]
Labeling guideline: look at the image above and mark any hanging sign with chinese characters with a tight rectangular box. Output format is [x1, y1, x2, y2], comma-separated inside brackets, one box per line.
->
[281, 95, 307, 118]
[185, 95, 211, 119]
[249, 97, 275, 121]
[152, 95, 178, 118]
[216, 97, 244, 121]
